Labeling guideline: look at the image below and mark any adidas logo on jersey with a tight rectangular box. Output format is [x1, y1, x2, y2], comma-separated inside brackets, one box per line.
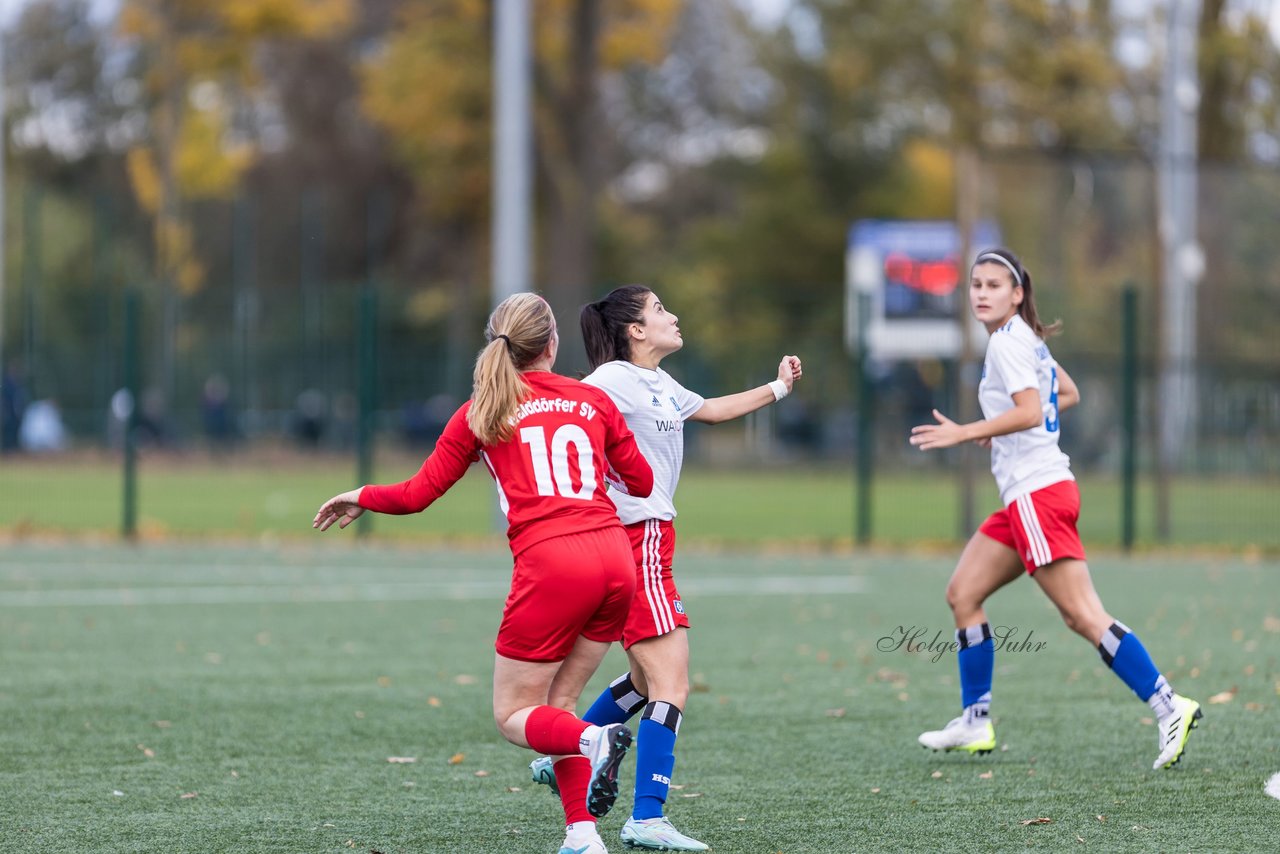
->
[651, 395, 662, 407]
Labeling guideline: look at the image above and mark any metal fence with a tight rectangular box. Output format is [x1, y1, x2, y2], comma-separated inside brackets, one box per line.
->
[1, 150, 1277, 548]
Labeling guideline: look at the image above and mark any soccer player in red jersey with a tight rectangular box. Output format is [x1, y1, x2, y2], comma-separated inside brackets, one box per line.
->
[531, 285, 802, 852]
[313, 293, 654, 854]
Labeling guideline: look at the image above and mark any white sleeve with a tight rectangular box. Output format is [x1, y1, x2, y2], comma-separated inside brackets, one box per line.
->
[667, 375, 706, 421]
[583, 364, 634, 415]
[987, 332, 1038, 396]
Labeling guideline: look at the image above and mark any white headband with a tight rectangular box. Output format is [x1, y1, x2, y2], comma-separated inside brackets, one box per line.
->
[974, 252, 1023, 286]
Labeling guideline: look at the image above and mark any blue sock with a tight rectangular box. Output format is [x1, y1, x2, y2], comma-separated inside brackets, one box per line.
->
[582, 672, 648, 726]
[1098, 621, 1162, 702]
[957, 623, 994, 718]
[632, 701, 681, 821]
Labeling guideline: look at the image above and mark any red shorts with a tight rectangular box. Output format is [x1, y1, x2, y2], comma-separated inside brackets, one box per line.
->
[979, 480, 1087, 574]
[495, 527, 636, 663]
[621, 519, 691, 649]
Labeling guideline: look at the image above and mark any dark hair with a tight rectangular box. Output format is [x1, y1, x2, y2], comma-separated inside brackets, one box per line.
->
[579, 285, 653, 370]
[971, 247, 1061, 339]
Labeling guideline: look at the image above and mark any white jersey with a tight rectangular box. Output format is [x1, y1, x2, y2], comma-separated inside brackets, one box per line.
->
[979, 314, 1073, 505]
[583, 361, 705, 524]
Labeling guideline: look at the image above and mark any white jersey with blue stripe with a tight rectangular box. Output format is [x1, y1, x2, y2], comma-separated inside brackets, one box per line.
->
[583, 360, 706, 524]
[979, 314, 1073, 505]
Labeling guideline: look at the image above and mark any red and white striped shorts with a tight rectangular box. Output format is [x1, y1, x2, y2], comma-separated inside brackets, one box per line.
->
[978, 479, 1087, 574]
[620, 519, 691, 648]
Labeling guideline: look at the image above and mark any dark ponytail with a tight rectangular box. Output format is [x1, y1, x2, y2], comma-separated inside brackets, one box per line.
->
[579, 284, 652, 370]
[973, 247, 1061, 339]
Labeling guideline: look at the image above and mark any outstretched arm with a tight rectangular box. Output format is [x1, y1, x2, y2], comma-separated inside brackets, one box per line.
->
[910, 388, 1042, 451]
[313, 488, 366, 531]
[689, 355, 803, 424]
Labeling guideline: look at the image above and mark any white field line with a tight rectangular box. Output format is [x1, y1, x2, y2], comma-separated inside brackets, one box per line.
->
[1266, 772, 1280, 802]
[0, 574, 865, 608]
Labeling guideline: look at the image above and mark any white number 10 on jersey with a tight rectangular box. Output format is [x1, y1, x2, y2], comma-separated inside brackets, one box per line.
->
[520, 425, 596, 500]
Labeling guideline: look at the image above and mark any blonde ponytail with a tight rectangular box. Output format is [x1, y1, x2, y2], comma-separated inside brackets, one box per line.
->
[467, 293, 556, 445]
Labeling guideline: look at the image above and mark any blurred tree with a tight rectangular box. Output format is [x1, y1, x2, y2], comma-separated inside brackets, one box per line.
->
[116, 0, 354, 399]
[361, 0, 681, 373]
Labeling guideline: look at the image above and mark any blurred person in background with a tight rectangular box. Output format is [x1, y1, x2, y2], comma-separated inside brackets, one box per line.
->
[1, 363, 28, 453]
[528, 284, 802, 852]
[313, 292, 654, 854]
[909, 248, 1201, 772]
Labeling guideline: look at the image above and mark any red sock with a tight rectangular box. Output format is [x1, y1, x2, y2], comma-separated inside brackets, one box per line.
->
[523, 705, 589, 756]
[554, 756, 593, 825]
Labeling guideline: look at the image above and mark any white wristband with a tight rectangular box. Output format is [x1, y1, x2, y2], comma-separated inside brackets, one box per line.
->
[769, 379, 789, 401]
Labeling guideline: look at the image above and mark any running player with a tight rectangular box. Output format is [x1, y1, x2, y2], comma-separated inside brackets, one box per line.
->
[313, 293, 654, 854]
[910, 248, 1201, 771]
[531, 284, 802, 851]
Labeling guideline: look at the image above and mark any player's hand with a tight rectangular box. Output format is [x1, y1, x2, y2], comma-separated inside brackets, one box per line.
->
[909, 409, 968, 451]
[777, 355, 803, 392]
[313, 488, 366, 531]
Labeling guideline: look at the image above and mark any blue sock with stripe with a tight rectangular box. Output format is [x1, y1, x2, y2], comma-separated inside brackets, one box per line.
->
[957, 623, 994, 722]
[582, 672, 648, 726]
[1098, 621, 1174, 715]
[632, 701, 681, 820]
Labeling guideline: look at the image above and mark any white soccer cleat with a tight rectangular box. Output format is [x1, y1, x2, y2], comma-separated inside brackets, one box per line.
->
[559, 825, 609, 854]
[620, 816, 709, 851]
[918, 716, 996, 754]
[1153, 694, 1202, 770]
[582, 723, 632, 818]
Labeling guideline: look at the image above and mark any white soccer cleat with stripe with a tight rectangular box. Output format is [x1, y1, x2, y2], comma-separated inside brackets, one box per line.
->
[559, 825, 609, 854]
[620, 816, 709, 851]
[918, 716, 996, 755]
[1153, 694, 1202, 770]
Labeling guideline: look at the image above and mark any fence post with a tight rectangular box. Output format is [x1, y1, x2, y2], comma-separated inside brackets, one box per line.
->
[855, 292, 873, 545]
[121, 289, 139, 540]
[355, 286, 377, 538]
[1121, 285, 1138, 551]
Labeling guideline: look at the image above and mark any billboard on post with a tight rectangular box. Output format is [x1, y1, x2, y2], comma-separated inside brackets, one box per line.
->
[845, 219, 1000, 359]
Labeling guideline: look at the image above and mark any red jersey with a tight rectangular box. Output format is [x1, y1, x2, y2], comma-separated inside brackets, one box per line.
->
[358, 371, 653, 556]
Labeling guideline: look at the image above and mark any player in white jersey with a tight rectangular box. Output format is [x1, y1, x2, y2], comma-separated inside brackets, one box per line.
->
[910, 248, 1200, 771]
[529, 284, 801, 851]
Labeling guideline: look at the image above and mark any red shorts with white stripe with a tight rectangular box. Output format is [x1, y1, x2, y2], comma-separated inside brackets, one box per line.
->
[495, 526, 636, 663]
[620, 519, 690, 649]
[978, 479, 1087, 574]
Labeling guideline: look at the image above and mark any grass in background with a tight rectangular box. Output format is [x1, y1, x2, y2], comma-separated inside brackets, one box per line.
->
[1, 452, 1277, 550]
[1, 543, 1277, 852]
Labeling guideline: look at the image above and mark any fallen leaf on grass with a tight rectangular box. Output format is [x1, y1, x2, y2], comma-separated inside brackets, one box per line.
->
[930, 771, 943, 779]
[680, 793, 702, 798]
[454, 674, 477, 685]
[137, 745, 155, 758]
[1208, 689, 1237, 704]
[153, 721, 171, 729]
[1076, 836, 1085, 843]
[1020, 818, 1052, 826]
[446, 753, 464, 765]
[1262, 615, 1280, 633]
[979, 771, 993, 780]
[180, 792, 197, 799]
[387, 757, 416, 764]
[474, 770, 489, 777]
[1096, 815, 1106, 822]
[870, 788, 881, 794]
[427, 697, 442, 707]
[824, 708, 846, 718]
[505, 786, 521, 792]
